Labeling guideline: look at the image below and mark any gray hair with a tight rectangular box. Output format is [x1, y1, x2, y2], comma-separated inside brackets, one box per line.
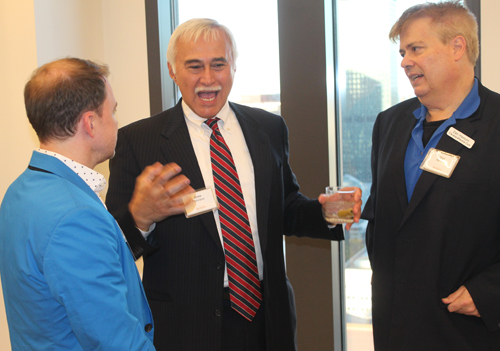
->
[167, 18, 238, 72]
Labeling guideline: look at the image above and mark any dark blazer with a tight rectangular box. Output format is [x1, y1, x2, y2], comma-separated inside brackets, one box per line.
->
[362, 82, 500, 350]
[106, 100, 343, 351]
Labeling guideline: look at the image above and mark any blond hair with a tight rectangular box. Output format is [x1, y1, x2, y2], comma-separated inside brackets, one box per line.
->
[389, 1, 478, 65]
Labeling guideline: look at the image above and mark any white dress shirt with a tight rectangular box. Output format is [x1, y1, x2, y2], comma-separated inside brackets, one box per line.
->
[183, 100, 264, 286]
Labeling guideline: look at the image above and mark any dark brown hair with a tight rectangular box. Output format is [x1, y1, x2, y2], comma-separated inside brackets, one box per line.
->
[24, 58, 110, 142]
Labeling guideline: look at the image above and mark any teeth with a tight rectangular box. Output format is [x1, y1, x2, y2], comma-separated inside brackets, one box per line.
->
[200, 96, 216, 102]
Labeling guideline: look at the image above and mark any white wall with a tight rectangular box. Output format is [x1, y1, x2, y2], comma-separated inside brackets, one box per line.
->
[1, 0, 499, 349]
[0, 1, 38, 347]
[0, 0, 150, 348]
[481, 0, 500, 93]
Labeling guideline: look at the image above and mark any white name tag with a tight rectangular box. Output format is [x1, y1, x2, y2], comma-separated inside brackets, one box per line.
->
[183, 187, 219, 218]
[420, 148, 460, 178]
[447, 127, 475, 149]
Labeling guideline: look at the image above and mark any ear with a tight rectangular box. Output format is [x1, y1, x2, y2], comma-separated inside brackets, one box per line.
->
[451, 35, 467, 61]
[81, 111, 96, 138]
[168, 62, 178, 84]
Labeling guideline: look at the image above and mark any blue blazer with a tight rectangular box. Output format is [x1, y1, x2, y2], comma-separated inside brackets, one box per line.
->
[0, 152, 155, 350]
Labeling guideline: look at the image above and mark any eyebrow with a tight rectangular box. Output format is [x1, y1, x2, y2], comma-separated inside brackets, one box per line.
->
[402, 41, 425, 51]
[212, 57, 228, 63]
[184, 57, 228, 65]
[184, 59, 202, 65]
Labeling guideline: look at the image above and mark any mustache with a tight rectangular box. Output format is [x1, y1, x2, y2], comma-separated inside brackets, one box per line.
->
[195, 86, 222, 94]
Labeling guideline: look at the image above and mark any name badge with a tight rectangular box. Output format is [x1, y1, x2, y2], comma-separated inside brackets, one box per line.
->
[183, 187, 219, 218]
[420, 148, 460, 178]
[447, 127, 475, 149]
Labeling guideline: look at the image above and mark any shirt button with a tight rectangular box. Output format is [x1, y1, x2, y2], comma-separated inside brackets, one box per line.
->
[215, 309, 221, 317]
[145, 323, 153, 332]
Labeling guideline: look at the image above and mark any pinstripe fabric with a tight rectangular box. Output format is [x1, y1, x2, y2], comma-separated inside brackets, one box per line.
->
[108, 100, 344, 349]
[206, 117, 262, 321]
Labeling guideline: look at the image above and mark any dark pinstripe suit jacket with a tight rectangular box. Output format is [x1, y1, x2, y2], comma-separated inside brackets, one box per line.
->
[106, 100, 343, 351]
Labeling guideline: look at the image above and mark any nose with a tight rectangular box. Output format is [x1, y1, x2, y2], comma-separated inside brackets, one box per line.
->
[200, 66, 216, 85]
[401, 54, 413, 69]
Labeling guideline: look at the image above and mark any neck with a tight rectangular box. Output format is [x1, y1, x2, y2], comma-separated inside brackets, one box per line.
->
[425, 73, 475, 122]
[40, 139, 96, 169]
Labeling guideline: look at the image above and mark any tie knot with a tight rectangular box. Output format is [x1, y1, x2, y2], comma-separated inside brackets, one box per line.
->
[206, 117, 220, 131]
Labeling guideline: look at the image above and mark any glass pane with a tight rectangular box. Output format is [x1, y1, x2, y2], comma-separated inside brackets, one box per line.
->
[334, 1, 423, 350]
[177, 0, 281, 114]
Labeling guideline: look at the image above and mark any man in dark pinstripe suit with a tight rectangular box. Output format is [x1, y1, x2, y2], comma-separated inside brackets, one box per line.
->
[107, 18, 361, 351]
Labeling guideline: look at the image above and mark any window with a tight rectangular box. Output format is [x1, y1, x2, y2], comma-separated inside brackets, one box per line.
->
[175, 0, 281, 114]
[334, 1, 427, 350]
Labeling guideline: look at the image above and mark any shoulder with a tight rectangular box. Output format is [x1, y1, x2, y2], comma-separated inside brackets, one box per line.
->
[375, 97, 420, 127]
[478, 82, 500, 106]
[380, 97, 420, 117]
[119, 104, 182, 137]
[230, 101, 285, 129]
[230, 101, 282, 118]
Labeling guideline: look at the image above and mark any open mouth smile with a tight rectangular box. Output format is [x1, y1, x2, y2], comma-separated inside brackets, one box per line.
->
[198, 91, 218, 102]
[195, 86, 222, 102]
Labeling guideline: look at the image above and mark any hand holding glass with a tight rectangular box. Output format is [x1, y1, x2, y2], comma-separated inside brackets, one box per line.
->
[323, 187, 355, 224]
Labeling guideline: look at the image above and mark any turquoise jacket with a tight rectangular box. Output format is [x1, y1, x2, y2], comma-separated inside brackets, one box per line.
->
[0, 151, 155, 350]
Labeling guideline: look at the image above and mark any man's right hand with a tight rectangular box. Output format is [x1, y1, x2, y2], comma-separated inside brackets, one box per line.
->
[128, 162, 194, 231]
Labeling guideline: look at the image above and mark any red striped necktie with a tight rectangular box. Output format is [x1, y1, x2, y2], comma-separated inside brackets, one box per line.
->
[206, 117, 262, 321]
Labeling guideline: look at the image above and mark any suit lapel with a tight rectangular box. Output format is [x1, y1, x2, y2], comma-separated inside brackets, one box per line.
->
[159, 101, 221, 250]
[390, 105, 419, 216]
[401, 106, 479, 226]
[230, 103, 272, 254]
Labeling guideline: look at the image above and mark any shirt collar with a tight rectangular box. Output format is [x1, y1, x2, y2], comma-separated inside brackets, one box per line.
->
[182, 100, 235, 133]
[36, 149, 107, 196]
[412, 78, 480, 122]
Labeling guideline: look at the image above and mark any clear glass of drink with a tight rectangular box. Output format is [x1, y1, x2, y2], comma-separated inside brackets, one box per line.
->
[324, 186, 355, 224]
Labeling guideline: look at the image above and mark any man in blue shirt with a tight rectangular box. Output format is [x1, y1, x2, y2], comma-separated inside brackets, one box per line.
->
[363, 2, 500, 350]
[0, 58, 155, 350]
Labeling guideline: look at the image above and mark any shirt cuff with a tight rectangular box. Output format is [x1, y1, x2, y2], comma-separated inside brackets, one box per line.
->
[322, 209, 337, 228]
[137, 223, 156, 238]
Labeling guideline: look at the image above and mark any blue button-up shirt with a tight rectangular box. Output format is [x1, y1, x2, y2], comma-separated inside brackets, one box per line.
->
[404, 79, 480, 201]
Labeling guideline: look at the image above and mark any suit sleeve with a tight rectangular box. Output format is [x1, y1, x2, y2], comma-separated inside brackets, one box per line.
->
[465, 262, 500, 332]
[106, 129, 157, 259]
[361, 112, 381, 263]
[43, 207, 154, 351]
[279, 117, 344, 241]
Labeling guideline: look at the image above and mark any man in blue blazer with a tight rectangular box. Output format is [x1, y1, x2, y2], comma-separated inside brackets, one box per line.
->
[362, 2, 500, 350]
[0, 58, 155, 350]
[106, 18, 362, 351]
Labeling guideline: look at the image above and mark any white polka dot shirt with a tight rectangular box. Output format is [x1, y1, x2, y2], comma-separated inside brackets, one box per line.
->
[36, 149, 106, 204]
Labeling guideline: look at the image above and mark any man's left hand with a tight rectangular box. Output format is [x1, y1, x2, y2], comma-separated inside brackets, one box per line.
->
[318, 187, 362, 231]
[442, 285, 481, 317]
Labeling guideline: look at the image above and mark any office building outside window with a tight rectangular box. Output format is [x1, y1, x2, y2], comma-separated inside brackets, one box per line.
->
[334, 0, 434, 350]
